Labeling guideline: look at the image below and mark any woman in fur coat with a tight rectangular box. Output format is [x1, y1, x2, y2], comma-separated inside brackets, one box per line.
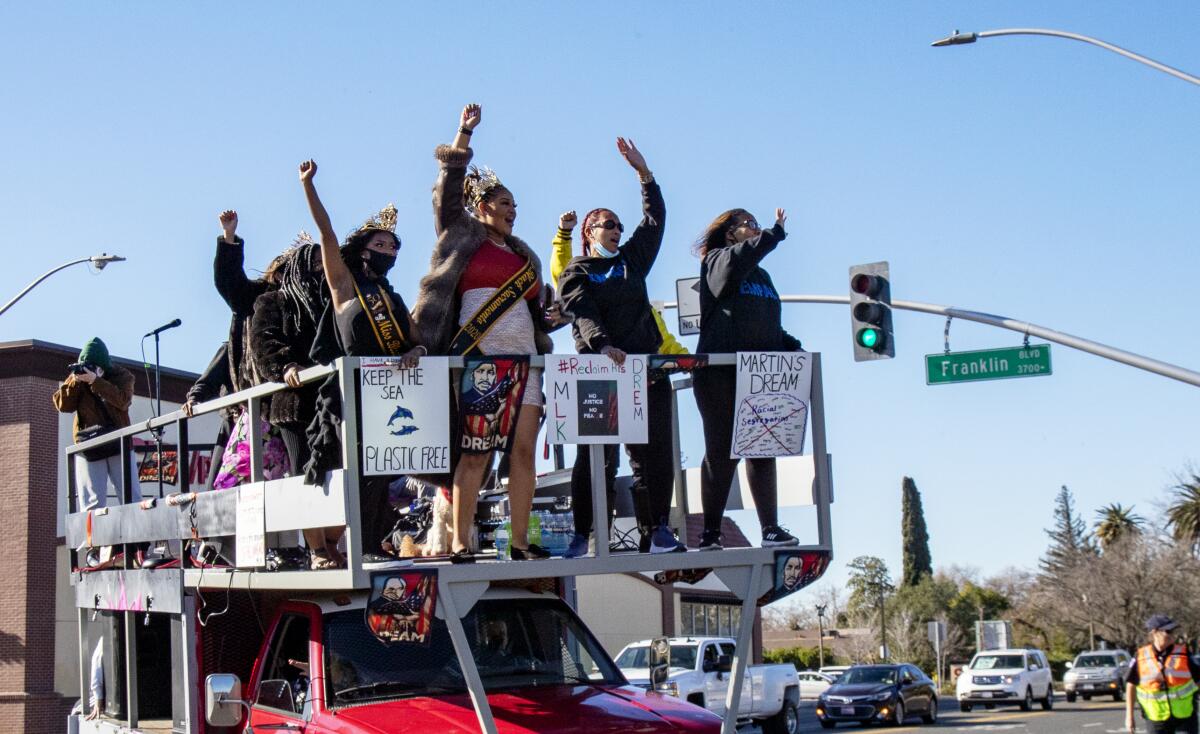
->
[411, 104, 555, 563]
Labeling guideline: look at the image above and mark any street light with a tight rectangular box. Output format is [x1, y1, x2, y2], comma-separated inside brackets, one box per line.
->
[0, 254, 126, 317]
[931, 28, 1200, 87]
[815, 604, 828, 669]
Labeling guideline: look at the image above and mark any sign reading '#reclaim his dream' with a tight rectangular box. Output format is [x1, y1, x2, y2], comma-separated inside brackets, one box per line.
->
[360, 357, 451, 475]
[732, 351, 812, 459]
[547, 354, 648, 444]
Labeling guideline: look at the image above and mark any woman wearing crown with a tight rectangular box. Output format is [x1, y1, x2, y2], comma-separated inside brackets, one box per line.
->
[299, 163, 425, 569]
[412, 104, 555, 563]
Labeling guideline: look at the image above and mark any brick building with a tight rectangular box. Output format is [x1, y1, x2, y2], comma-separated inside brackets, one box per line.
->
[0, 340, 200, 734]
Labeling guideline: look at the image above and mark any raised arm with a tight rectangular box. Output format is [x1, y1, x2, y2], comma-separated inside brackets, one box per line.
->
[614, 138, 665, 276]
[299, 160, 356, 312]
[549, 210, 577, 289]
[433, 104, 480, 236]
[213, 210, 258, 314]
[704, 209, 788, 300]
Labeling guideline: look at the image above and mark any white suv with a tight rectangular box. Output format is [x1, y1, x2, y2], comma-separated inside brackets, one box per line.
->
[956, 649, 1054, 712]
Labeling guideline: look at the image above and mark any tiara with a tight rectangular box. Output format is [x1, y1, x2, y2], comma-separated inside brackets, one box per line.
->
[292, 230, 317, 248]
[464, 166, 505, 210]
[356, 203, 398, 235]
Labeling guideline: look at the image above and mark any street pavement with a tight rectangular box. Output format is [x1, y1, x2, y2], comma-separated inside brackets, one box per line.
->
[741, 696, 1134, 733]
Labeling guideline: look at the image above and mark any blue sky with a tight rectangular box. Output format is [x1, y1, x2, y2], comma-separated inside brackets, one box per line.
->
[3, 2, 1199, 598]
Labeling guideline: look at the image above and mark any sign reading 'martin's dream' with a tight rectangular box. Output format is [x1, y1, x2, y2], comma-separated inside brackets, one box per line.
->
[926, 344, 1052, 385]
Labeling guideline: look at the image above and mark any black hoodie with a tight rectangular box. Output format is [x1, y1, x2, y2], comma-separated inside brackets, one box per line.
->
[696, 223, 801, 354]
[559, 180, 666, 355]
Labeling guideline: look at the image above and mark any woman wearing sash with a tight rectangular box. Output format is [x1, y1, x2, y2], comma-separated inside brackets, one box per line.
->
[299, 160, 425, 569]
[556, 139, 686, 557]
[693, 208, 802, 551]
[412, 104, 554, 563]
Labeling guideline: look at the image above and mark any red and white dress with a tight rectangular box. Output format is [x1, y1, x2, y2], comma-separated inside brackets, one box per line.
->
[457, 239, 544, 406]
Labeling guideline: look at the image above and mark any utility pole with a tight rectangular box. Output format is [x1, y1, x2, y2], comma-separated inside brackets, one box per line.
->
[816, 604, 827, 669]
[878, 585, 888, 661]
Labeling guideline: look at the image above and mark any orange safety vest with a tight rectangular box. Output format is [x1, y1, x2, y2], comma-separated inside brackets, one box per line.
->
[1136, 643, 1197, 721]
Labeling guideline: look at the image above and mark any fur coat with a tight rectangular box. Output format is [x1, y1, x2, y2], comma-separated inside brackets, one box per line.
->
[250, 290, 319, 428]
[411, 145, 553, 355]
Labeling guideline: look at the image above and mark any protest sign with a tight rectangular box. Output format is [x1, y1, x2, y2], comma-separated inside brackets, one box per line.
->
[731, 351, 812, 459]
[360, 357, 451, 475]
[235, 483, 266, 568]
[547, 354, 648, 444]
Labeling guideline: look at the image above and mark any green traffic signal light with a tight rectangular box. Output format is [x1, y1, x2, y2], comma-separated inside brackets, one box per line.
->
[857, 327, 882, 349]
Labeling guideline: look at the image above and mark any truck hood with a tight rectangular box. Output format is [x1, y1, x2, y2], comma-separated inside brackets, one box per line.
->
[329, 684, 721, 733]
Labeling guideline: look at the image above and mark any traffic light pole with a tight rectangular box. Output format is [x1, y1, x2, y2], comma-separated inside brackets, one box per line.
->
[663, 294, 1200, 389]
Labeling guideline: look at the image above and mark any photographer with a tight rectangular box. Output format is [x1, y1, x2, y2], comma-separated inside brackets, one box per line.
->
[52, 338, 135, 524]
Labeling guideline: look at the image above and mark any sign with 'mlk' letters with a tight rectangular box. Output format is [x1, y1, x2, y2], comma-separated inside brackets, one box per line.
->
[546, 354, 648, 444]
[732, 351, 812, 459]
[360, 357, 451, 475]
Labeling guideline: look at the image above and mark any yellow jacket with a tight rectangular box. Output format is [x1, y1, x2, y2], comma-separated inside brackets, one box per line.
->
[550, 228, 688, 355]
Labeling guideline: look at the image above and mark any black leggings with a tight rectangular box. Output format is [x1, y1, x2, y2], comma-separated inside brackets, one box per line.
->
[1146, 718, 1199, 734]
[693, 366, 779, 533]
[571, 378, 673, 536]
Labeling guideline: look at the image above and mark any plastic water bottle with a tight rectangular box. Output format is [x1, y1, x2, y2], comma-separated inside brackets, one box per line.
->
[529, 511, 543, 547]
[495, 523, 509, 559]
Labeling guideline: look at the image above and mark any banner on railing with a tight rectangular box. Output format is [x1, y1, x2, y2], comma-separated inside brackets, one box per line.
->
[235, 483, 266, 568]
[360, 357, 451, 475]
[731, 351, 811, 459]
[546, 354, 648, 444]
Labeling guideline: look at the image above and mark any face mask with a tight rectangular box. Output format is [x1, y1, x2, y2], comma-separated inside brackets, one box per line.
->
[365, 250, 397, 276]
[591, 243, 620, 259]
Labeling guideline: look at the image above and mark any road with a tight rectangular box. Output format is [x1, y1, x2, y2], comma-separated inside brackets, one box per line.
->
[741, 696, 1135, 733]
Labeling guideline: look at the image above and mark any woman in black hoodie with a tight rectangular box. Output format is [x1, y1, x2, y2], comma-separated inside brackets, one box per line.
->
[558, 138, 685, 557]
[693, 207, 801, 551]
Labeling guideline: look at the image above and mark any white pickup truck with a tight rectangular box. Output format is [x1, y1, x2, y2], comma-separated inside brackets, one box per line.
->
[616, 636, 801, 734]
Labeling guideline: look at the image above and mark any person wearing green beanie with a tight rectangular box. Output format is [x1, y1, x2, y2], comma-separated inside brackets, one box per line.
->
[52, 337, 136, 567]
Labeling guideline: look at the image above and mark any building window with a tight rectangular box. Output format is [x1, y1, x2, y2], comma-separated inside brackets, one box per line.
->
[681, 601, 742, 637]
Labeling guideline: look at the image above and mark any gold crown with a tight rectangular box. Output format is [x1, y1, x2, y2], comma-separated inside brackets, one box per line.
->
[357, 203, 398, 234]
[464, 166, 505, 209]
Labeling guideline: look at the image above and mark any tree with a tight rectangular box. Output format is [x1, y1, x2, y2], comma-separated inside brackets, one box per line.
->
[1095, 503, 1145, 550]
[847, 556, 895, 657]
[1040, 485, 1095, 578]
[1167, 474, 1200, 554]
[901, 476, 933, 586]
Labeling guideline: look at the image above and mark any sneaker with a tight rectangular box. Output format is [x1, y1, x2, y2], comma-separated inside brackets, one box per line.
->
[649, 525, 687, 554]
[698, 529, 723, 551]
[761, 525, 799, 547]
[563, 533, 590, 559]
[362, 553, 412, 570]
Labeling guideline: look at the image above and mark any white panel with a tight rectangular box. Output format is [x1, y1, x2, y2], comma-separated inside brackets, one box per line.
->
[263, 471, 349, 531]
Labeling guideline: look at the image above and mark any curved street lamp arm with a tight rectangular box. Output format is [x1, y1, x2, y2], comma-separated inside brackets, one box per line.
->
[934, 28, 1200, 87]
[0, 255, 123, 317]
[661, 293, 1200, 389]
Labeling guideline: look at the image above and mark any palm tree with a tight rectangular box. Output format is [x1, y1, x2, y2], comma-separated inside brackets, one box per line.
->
[1166, 475, 1200, 553]
[1094, 503, 1144, 550]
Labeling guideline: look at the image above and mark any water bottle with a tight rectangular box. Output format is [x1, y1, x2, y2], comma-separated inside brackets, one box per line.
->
[529, 511, 543, 547]
[495, 523, 509, 559]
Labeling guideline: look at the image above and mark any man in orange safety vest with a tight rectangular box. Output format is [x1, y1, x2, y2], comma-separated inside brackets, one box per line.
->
[1126, 614, 1200, 733]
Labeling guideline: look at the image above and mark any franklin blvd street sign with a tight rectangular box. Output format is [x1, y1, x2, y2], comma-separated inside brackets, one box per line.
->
[926, 344, 1052, 385]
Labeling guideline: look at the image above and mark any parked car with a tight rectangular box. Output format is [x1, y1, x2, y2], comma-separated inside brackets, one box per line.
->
[1064, 649, 1132, 702]
[815, 663, 938, 728]
[819, 665, 851, 682]
[616, 637, 801, 734]
[798, 670, 835, 699]
[956, 648, 1054, 712]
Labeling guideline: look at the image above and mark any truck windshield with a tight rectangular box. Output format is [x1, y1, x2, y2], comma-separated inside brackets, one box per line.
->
[324, 597, 624, 707]
[615, 645, 698, 671]
[972, 655, 1025, 670]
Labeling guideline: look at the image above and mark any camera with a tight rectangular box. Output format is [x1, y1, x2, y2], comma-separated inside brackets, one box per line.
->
[67, 362, 96, 375]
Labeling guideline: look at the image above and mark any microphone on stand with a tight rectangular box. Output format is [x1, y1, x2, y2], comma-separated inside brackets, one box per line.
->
[143, 318, 182, 338]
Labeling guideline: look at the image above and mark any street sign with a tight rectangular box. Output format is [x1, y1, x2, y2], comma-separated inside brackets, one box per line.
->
[926, 344, 1052, 385]
[676, 277, 701, 336]
[927, 621, 946, 644]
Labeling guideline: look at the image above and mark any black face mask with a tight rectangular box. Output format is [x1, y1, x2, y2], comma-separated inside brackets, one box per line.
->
[364, 250, 397, 277]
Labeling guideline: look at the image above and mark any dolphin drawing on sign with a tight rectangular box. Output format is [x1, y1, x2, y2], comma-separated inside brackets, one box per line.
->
[388, 406, 415, 427]
[390, 425, 419, 437]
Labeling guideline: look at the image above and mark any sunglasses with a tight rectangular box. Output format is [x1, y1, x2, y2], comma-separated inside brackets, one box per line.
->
[589, 219, 625, 233]
[736, 218, 760, 230]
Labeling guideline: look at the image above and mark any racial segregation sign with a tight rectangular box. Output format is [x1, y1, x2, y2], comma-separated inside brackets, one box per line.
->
[731, 352, 812, 459]
[547, 354, 648, 444]
[366, 570, 438, 646]
[360, 357, 451, 475]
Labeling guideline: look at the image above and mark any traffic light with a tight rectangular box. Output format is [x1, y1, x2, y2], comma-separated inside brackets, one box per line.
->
[849, 261, 894, 361]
